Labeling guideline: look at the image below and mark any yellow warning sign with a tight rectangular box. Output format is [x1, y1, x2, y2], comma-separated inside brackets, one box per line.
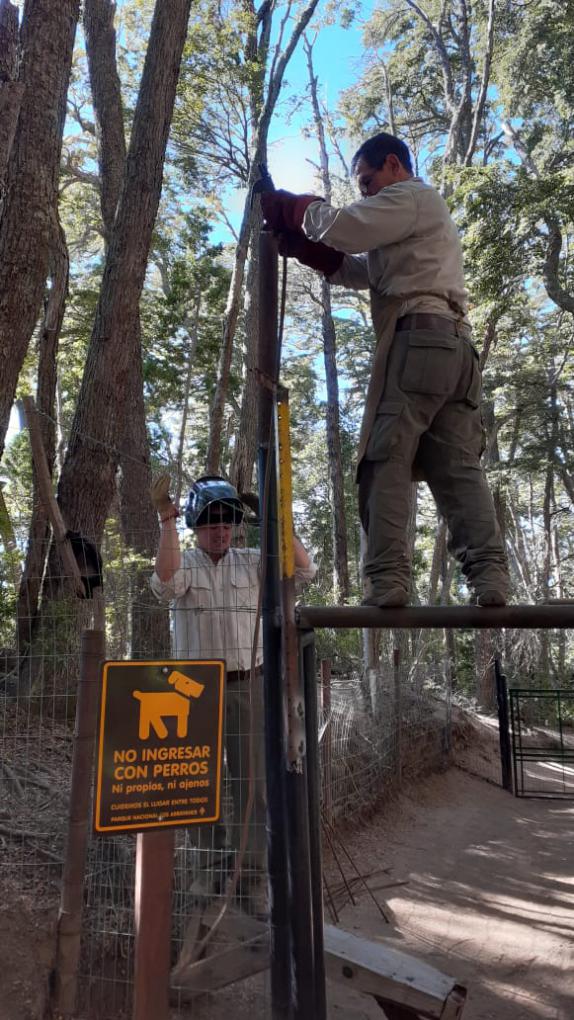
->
[94, 660, 225, 833]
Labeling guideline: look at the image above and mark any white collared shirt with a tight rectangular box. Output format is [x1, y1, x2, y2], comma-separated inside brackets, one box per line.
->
[150, 546, 317, 670]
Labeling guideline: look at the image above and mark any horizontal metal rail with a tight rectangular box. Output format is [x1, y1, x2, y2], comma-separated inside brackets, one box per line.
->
[296, 604, 574, 631]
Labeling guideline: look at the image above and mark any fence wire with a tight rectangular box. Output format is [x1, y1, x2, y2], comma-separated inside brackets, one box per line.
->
[2, 476, 574, 1017]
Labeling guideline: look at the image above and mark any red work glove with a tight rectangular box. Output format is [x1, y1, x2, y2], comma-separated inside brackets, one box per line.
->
[260, 190, 323, 232]
[278, 230, 344, 277]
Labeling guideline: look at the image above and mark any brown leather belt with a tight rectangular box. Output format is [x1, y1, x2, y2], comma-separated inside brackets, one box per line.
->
[396, 312, 471, 337]
[227, 667, 261, 683]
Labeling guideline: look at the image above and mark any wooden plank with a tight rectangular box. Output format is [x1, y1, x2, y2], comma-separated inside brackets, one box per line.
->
[171, 917, 467, 1017]
[171, 912, 269, 998]
[324, 925, 464, 1020]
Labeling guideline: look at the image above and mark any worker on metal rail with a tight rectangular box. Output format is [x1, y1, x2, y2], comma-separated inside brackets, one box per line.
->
[261, 131, 509, 608]
[150, 473, 316, 914]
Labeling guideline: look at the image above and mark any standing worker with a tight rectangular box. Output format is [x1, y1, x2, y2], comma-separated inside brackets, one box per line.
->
[261, 131, 509, 608]
[150, 474, 317, 913]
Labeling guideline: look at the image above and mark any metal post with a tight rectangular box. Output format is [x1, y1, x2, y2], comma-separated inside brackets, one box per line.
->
[393, 648, 402, 780]
[301, 630, 327, 1020]
[320, 659, 333, 828]
[257, 227, 291, 1019]
[133, 830, 174, 1020]
[54, 628, 105, 1016]
[494, 658, 512, 792]
[277, 388, 315, 1019]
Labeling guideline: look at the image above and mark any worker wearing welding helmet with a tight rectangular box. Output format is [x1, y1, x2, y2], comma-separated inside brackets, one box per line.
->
[150, 474, 316, 914]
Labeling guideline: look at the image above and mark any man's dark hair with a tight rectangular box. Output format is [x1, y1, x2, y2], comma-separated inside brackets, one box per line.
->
[352, 132, 413, 174]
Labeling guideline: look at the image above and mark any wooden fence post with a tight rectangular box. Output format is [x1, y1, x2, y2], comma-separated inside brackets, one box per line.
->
[54, 628, 105, 1014]
[133, 830, 175, 1020]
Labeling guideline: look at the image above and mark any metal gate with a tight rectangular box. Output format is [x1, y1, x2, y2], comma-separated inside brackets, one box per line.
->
[510, 689, 574, 798]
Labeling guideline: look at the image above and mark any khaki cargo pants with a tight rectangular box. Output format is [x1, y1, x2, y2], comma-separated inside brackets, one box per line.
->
[359, 323, 508, 598]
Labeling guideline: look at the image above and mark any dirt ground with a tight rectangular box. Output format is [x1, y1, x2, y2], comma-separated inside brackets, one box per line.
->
[329, 768, 574, 1020]
[184, 767, 574, 1020]
[1, 765, 573, 1019]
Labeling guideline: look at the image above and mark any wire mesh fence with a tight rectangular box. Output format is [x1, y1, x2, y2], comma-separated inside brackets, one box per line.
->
[3, 465, 574, 1016]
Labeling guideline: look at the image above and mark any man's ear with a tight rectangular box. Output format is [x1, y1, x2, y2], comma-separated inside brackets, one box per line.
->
[387, 153, 403, 177]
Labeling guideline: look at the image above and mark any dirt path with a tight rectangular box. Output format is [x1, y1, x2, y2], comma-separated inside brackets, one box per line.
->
[331, 768, 574, 1020]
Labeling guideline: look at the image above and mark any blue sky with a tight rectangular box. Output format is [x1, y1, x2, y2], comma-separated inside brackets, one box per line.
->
[6, 1, 373, 442]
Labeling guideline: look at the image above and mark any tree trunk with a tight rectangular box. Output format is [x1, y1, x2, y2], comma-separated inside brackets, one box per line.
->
[84, 0, 127, 244]
[205, 164, 258, 474]
[205, 0, 319, 474]
[0, 1, 23, 192]
[56, 0, 192, 542]
[321, 280, 350, 601]
[26, 0, 191, 708]
[84, 0, 170, 658]
[16, 217, 69, 651]
[305, 36, 349, 601]
[118, 343, 169, 658]
[0, 0, 80, 459]
[229, 207, 262, 492]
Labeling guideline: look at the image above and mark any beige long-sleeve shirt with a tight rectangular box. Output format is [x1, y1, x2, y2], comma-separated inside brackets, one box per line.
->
[150, 546, 317, 669]
[302, 177, 469, 321]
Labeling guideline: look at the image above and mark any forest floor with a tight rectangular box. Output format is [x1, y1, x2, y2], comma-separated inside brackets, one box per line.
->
[1, 716, 573, 1019]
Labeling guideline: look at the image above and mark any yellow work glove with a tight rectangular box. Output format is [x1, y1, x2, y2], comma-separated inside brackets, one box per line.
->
[151, 472, 179, 522]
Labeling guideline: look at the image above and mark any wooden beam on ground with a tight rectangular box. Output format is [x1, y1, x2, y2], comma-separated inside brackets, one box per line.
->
[324, 925, 466, 1019]
[171, 908, 269, 999]
[172, 917, 466, 1019]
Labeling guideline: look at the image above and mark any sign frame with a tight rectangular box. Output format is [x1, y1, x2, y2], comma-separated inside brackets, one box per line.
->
[94, 659, 225, 834]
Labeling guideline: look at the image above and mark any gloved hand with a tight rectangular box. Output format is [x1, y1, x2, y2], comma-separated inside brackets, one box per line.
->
[151, 472, 179, 521]
[277, 230, 344, 277]
[260, 190, 323, 232]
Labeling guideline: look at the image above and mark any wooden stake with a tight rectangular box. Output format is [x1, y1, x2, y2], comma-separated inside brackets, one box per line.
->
[54, 628, 106, 1015]
[133, 830, 174, 1020]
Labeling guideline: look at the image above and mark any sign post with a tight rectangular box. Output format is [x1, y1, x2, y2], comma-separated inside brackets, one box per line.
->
[94, 659, 225, 1020]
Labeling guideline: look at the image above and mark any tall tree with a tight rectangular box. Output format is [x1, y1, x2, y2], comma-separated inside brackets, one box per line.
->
[56, 0, 192, 546]
[84, 0, 169, 656]
[175, 0, 320, 480]
[303, 35, 350, 601]
[0, 0, 80, 459]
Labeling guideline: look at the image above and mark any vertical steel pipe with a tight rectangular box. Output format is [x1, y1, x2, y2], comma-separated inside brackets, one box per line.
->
[258, 227, 291, 1019]
[301, 630, 327, 1020]
[494, 658, 512, 792]
[277, 386, 316, 1019]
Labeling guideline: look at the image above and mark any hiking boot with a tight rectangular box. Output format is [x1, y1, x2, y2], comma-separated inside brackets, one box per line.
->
[362, 586, 409, 608]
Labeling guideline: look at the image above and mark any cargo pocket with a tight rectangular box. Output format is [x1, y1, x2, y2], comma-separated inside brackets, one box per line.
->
[365, 401, 404, 462]
[400, 330, 459, 395]
[464, 345, 482, 409]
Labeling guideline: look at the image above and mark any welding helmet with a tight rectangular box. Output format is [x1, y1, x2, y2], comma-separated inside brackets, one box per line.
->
[184, 475, 245, 528]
